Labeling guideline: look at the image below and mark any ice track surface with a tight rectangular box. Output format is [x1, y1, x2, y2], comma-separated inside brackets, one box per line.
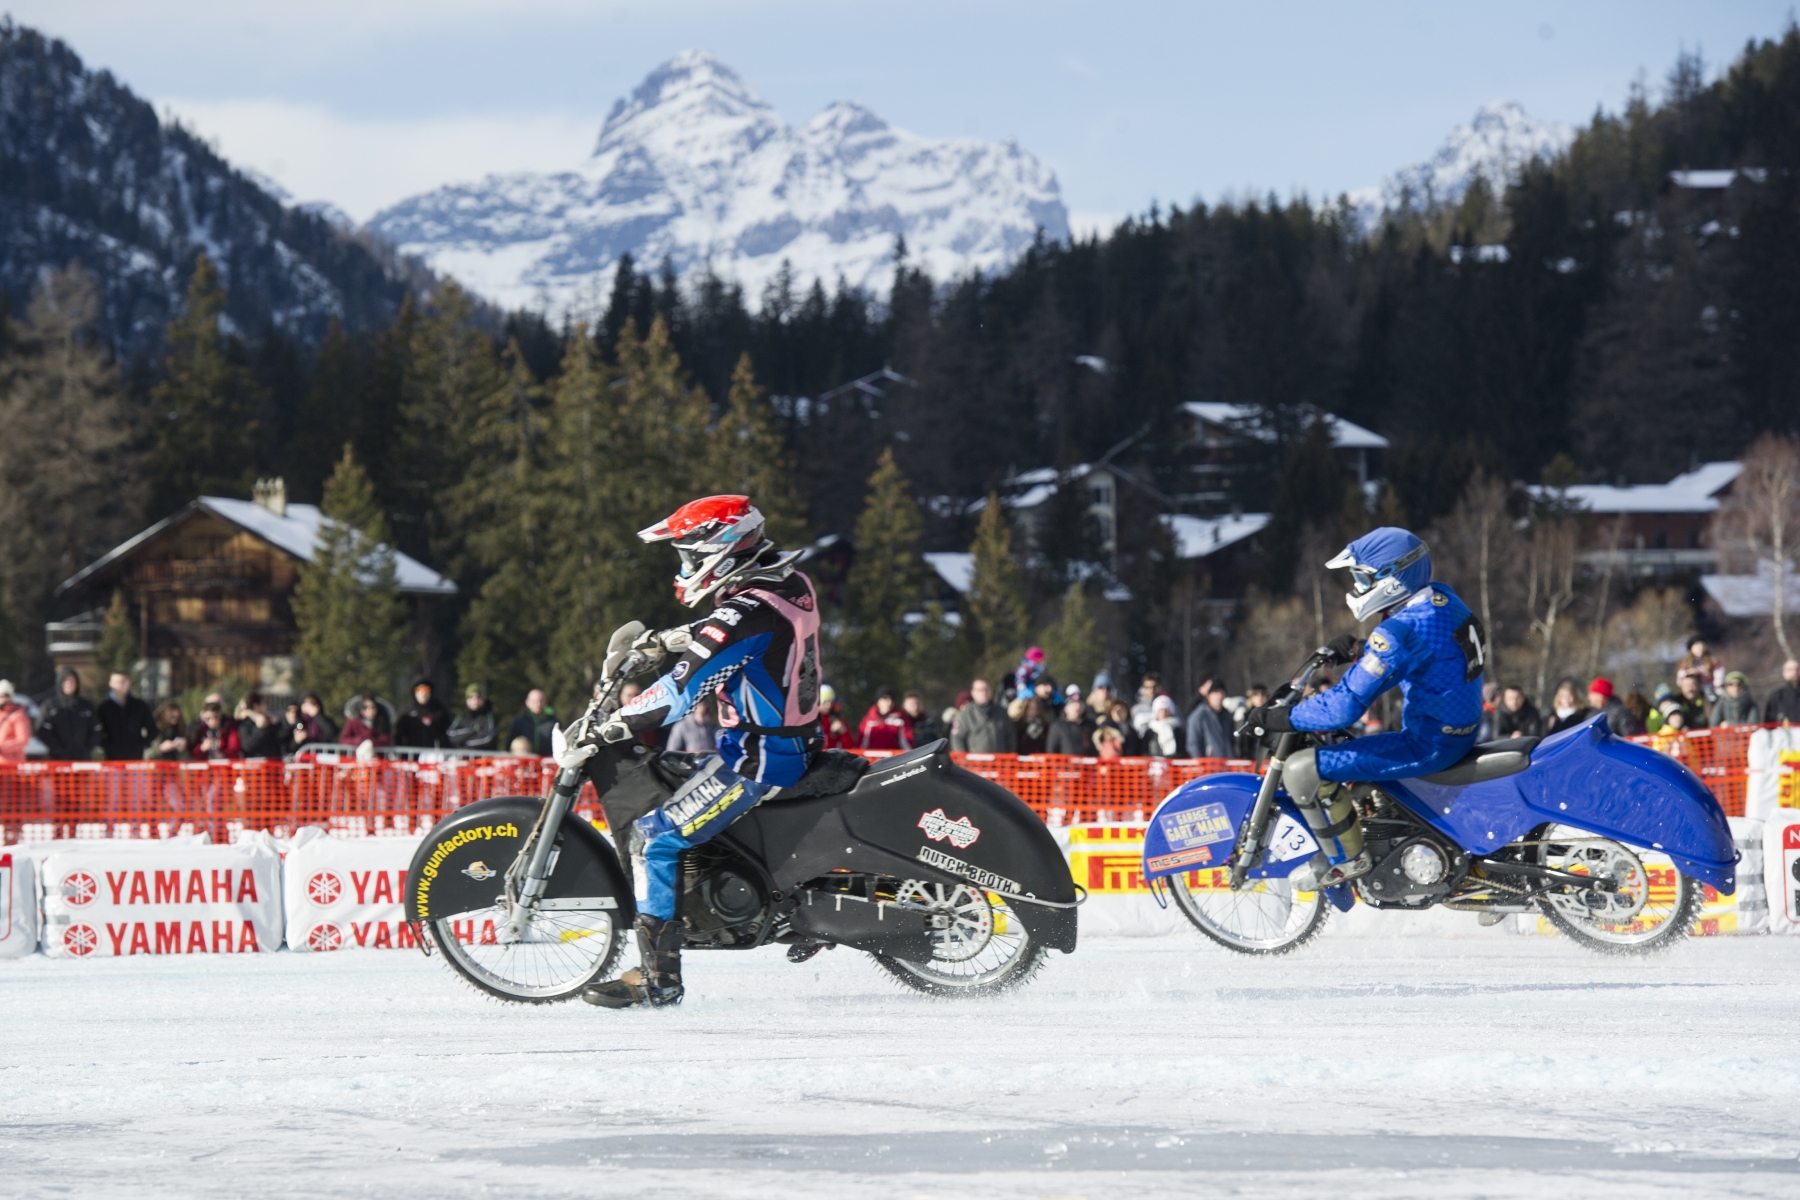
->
[4, 935, 1800, 1199]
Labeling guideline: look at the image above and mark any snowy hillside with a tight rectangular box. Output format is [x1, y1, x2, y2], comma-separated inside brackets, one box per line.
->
[370, 50, 1070, 314]
[0, 23, 415, 359]
[1351, 101, 1577, 226]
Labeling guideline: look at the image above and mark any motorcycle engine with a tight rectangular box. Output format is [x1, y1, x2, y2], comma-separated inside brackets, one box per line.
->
[698, 868, 764, 925]
[1356, 822, 1466, 907]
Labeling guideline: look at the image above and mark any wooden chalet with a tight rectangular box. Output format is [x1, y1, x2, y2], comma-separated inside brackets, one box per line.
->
[48, 479, 455, 700]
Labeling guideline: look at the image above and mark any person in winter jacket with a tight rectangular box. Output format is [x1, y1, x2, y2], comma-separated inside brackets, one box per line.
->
[340, 696, 393, 749]
[0, 679, 32, 762]
[1013, 646, 1054, 700]
[288, 693, 339, 751]
[663, 697, 719, 754]
[1493, 685, 1544, 738]
[38, 667, 101, 760]
[509, 689, 556, 756]
[1713, 671, 1762, 726]
[1098, 699, 1144, 756]
[146, 700, 187, 759]
[1769, 659, 1800, 724]
[818, 685, 857, 750]
[1586, 677, 1641, 737]
[1143, 694, 1185, 757]
[950, 679, 1017, 753]
[1045, 694, 1096, 755]
[188, 702, 240, 760]
[236, 692, 285, 758]
[1184, 679, 1232, 759]
[859, 687, 913, 751]
[901, 691, 944, 744]
[97, 671, 155, 760]
[395, 679, 452, 748]
[447, 684, 500, 750]
[1545, 680, 1591, 734]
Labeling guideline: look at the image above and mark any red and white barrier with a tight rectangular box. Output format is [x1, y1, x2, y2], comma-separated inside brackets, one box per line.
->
[1764, 811, 1800, 935]
[0, 848, 38, 958]
[283, 831, 422, 952]
[40, 841, 282, 958]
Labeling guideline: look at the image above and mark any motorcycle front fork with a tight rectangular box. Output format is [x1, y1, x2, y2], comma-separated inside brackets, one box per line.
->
[502, 767, 583, 941]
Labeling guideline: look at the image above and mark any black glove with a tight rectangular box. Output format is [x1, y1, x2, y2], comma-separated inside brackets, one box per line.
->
[1241, 705, 1293, 738]
[1322, 633, 1361, 665]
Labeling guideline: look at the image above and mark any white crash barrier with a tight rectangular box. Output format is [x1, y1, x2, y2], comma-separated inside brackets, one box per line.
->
[40, 840, 283, 958]
[1764, 811, 1800, 935]
[0, 848, 39, 958]
[283, 830, 423, 951]
[1726, 818, 1768, 935]
[1745, 728, 1800, 821]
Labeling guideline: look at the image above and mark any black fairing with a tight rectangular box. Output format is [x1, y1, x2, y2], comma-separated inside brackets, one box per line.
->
[404, 796, 634, 924]
[725, 741, 1078, 952]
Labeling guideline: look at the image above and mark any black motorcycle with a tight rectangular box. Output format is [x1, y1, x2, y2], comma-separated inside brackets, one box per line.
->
[404, 631, 1080, 1003]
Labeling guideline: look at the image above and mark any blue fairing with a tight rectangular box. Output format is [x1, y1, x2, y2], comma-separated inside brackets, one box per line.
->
[1143, 774, 1355, 911]
[1142, 713, 1737, 898]
[1380, 714, 1736, 892]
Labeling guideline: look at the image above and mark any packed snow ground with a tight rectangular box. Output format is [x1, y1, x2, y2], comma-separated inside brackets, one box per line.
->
[4, 932, 1799, 1198]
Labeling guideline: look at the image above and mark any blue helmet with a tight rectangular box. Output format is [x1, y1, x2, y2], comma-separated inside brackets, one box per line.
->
[1327, 527, 1432, 622]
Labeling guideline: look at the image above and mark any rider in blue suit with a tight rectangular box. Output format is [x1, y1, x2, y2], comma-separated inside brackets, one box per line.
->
[1243, 527, 1487, 888]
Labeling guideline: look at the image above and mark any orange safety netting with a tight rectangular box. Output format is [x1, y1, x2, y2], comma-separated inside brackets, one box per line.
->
[0, 731, 1773, 843]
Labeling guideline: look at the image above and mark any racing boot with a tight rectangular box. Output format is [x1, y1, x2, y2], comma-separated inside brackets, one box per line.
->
[1282, 747, 1371, 889]
[582, 915, 684, 1008]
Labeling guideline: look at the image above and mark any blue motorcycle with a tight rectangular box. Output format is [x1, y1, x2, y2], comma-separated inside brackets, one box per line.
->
[1142, 649, 1737, 955]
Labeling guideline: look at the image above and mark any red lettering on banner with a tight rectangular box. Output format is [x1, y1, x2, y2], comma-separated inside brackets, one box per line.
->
[154, 870, 180, 904]
[154, 921, 182, 954]
[186, 922, 208, 953]
[452, 919, 474, 944]
[211, 870, 231, 902]
[239, 921, 259, 953]
[397, 922, 416, 949]
[128, 871, 149, 905]
[352, 871, 371, 904]
[107, 922, 127, 954]
[373, 923, 393, 948]
[236, 870, 258, 903]
[1787, 826, 1800, 851]
[351, 922, 372, 947]
[186, 870, 206, 903]
[372, 872, 394, 904]
[480, 919, 497, 944]
[106, 871, 128, 905]
[212, 921, 234, 953]
[128, 922, 149, 954]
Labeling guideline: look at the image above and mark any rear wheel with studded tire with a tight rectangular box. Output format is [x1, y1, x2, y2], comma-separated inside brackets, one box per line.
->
[871, 879, 1048, 997]
[1531, 826, 1701, 955]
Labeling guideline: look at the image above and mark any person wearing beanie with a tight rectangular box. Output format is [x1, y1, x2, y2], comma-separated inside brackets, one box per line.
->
[1713, 670, 1762, 727]
[1587, 677, 1640, 737]
[447, 683, 500, 750]
[1013, 646, 1056, 700]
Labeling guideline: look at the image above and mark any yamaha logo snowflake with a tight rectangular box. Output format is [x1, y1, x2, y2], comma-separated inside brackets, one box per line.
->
[306, 871, 343, 907]
[918, 808, 981, 848]
[62, 870, 98, 907]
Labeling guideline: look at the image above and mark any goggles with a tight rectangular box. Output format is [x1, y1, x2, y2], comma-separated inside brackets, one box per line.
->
[1333, 541, 1428, 595]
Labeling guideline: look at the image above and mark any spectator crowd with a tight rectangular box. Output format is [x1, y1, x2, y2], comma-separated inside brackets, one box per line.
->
[4, 634, 1797, 766]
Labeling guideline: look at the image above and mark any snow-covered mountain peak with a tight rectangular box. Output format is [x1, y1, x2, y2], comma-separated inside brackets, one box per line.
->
[1351, 100, 1577, 226]
[373, 53, 1067, 315]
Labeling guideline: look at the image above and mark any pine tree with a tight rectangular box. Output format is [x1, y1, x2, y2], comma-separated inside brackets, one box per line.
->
[292, 445, 414, 711]
[1038, 582, 1103, 696]
[839, 448, 926, 706]
[0, 264, 143, 681]
[97, 588, 139, 676]
[967, 494, 1031, 687]
[707, 353, 806, 546]
[147, 255, 262, 516]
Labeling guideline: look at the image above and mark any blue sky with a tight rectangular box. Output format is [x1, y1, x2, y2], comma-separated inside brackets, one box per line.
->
[10, 1, 1794, 228]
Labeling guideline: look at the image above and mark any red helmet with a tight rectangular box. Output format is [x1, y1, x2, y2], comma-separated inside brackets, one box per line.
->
[639, 496, 771, 607]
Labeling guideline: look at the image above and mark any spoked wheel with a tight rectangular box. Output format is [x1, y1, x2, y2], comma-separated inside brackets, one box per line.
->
[872, 879, 1047, 997]
[433, 903, 624, 1003]
[1166, 868, 1328, 955]
[1532, 826, 1700, 954]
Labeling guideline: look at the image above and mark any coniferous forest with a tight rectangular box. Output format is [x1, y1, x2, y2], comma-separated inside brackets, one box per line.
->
[1, 28, 1797, 714]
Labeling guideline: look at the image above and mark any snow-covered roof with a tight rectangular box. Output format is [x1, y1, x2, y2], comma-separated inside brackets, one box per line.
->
[1162, 512, 1271, 559]
[1668, 169, 1766, 190]
[1182, 402, 1389, 450]
[1700, 565, 1800, 618]
[1542, 462, 1741, 515]
[923, 552, 974, 595]
[57, 498, 456, 597]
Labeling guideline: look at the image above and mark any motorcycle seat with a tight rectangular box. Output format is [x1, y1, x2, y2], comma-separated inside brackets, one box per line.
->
[773, 749, 871, 801]
[1417, 736, 1538, 787]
